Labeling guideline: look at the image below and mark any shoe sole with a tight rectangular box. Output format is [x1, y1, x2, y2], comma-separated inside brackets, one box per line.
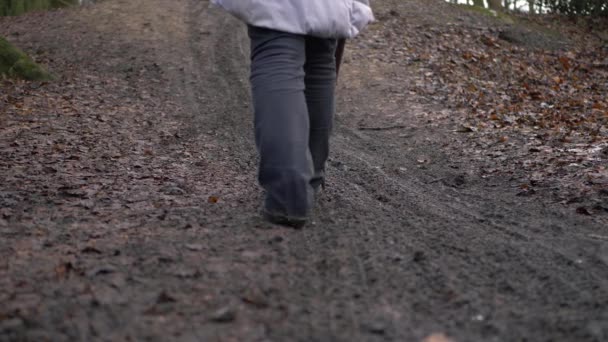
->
[263, 211, 307, 229]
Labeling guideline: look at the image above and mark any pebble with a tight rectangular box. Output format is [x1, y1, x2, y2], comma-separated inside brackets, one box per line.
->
[210, 306, 237, 323]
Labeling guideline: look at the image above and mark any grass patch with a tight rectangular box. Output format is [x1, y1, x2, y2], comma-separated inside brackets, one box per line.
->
[0, 36, 52, 80]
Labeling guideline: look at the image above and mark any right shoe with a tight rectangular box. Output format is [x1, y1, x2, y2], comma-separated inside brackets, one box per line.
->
[263, 210, 308, 229]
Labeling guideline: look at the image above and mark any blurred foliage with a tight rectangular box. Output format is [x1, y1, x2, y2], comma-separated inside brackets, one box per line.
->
[541, 0, 608, 16]
[0, 0, 79, 16]
[450, 0, 607, 16]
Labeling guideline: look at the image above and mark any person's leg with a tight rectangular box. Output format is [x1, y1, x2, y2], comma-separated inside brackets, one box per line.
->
[248, 26, 314, 223]
[304, 37, 337, 191]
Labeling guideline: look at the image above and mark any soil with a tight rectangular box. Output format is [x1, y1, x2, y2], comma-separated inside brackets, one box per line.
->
[1, 0, 607, 341]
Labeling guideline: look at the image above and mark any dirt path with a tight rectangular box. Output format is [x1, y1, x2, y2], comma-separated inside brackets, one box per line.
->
[1, 0, 607, 341]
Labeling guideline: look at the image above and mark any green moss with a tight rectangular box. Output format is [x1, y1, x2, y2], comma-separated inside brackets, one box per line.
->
[1, 0, 80, 16]
[9, 58, 52, 80]
[0, 37, 25, 73]
[0, 36, 52, 80]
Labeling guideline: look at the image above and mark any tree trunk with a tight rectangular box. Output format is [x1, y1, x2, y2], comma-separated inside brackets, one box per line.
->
[488, 0, 503, 11]
[528, 0, 536, 14]
[487, 0, 503, 11]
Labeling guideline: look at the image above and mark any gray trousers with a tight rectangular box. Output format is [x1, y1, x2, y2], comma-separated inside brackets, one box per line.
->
[248, 26, 337, 218]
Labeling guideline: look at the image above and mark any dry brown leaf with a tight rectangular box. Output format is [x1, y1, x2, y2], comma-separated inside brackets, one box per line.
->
[422, 333, 454, 342]
[552, 76, 563, 85]
[559, 56, 571, 71]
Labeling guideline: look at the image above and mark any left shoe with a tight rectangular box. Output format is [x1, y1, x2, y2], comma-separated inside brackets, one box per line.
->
[263, 210, 308, 229]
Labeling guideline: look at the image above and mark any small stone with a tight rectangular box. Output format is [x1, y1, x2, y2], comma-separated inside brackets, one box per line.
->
[162, 186, 185, 196]
[210, 306, 236, 323]
[472, 314, 485, 322]
[156, 290, 177, 304]
[185, 243, 203, 251]
[242, 289, 269, 308]
[413, 251, 426, 263]
[172, 266, 199, 278]
[86, 265, 117, 277]
[361, 320, 387, 335]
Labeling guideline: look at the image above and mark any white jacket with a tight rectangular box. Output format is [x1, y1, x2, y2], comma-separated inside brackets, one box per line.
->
[211, 0, 374, 39]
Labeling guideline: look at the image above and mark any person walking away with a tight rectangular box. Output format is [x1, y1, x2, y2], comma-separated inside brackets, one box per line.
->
[211, 0, 374, 228]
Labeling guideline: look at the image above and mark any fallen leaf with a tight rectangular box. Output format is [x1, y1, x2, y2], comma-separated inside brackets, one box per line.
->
[422, 333, 454, 342]
[55, 262, 75, 280]
[559, 56, 571, 71]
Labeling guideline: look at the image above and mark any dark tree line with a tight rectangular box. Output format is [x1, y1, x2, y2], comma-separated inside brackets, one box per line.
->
[541, 0, 608, 16]
[450, 0, 607, 16]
